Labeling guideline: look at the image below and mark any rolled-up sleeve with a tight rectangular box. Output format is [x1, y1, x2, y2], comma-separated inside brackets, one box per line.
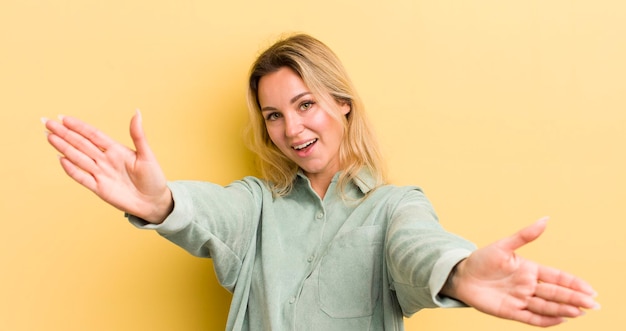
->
[127, 177, 265, 291]
[385, 188, 476, 316]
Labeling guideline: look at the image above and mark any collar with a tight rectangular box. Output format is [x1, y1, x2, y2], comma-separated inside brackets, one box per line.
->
[296, 169, 377, 195]
[352, 170, 377, 194]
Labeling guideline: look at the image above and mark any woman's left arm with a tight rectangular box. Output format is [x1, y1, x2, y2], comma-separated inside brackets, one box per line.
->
[441, 217, 599, 327]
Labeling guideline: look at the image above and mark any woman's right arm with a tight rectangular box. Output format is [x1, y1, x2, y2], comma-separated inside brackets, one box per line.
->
[43, 110, 173, 224]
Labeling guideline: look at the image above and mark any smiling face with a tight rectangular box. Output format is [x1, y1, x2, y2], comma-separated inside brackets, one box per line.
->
[258, 67, 350, 183]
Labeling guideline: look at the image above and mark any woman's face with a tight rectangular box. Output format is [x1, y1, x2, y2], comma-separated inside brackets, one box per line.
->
[258, 67, 350, 180]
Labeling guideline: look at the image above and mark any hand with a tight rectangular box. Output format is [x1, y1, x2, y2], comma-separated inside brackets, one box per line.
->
[444, 218, 599, 327]
[43, 111, 172, 223]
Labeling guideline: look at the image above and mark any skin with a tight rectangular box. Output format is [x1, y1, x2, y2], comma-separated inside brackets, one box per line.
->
[258, 67, 350, 199]
[441, 217, 599, 326]
[44, 111, 172, 224]
[42, 67, 599, 327]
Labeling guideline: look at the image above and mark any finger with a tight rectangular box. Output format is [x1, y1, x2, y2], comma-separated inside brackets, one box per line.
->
[536, 268, 599, 309]
[526, 294, 583, 318]
[59, 115, 118, 153]
[59, 156, 97, 192]
[129, 109, 153, 158]
[47, 132, 99, 176]
[46, 119, 106, 162]
[537, 265, 597, 297]
[497, 217, 549, 252]
[509, 309, 564, 327]
[534, 282, 596, 312]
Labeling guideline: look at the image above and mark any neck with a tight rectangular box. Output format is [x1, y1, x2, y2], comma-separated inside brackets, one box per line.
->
[305, 172, 335, 200]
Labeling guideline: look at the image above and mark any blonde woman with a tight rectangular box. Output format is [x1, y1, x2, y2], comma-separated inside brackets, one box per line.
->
[43, 34, 598, 330]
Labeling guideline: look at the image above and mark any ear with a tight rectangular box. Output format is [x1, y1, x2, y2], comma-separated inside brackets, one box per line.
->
[339, 101, 351, 116]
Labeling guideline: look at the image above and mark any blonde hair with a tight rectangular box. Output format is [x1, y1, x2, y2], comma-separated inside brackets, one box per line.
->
[246, 33, 387, 196]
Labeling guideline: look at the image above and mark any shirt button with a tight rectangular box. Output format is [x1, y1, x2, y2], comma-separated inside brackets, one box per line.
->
[316, 212, 324, 220]
[307, 255, 314, 262]
[289, 297, 296, 304]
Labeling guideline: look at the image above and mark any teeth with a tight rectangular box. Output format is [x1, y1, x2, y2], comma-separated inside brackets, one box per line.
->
[293, 139, 317, 150]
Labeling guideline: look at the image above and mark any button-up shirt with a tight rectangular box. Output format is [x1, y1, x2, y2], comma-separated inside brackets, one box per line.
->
[129, 171, 476, 330]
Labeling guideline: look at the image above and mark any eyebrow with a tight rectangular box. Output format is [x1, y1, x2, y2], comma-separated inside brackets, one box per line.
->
[261, 92, 312, 112]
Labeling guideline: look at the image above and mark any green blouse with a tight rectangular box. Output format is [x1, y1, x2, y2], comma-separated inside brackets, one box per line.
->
[129, 171, 476, 330]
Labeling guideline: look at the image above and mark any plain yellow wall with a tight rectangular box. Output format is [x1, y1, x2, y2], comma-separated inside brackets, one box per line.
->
[1, 0, 623, 330]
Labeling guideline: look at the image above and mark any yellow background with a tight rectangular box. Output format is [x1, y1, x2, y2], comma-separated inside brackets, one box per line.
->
[1, 0, 624, 330]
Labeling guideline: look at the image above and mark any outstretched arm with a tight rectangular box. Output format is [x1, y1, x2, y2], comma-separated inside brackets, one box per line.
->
[43, 111, 172, 224]
[441, 217, 599, 327]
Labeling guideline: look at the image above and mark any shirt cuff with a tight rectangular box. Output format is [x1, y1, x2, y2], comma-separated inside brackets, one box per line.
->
[126, 182, 191, 235]
[429, 248, 473, 308]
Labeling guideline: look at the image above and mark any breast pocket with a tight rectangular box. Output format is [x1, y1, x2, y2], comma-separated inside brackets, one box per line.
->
[318, 225, 383, 318]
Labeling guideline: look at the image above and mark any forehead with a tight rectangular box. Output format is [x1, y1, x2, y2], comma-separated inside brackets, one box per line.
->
[257, 67, 309, 105]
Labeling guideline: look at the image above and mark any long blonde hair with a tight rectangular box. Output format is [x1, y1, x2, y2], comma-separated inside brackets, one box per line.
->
[246, 33, 386, 196]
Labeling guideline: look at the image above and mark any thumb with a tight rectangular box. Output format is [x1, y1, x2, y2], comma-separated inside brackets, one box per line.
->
[129, 109, 154, 158]
[498, 217, 549, 252]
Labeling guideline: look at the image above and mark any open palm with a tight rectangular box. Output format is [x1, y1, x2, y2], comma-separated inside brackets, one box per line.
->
[44, 111, 172, 223]
[450, 218, 598, 327]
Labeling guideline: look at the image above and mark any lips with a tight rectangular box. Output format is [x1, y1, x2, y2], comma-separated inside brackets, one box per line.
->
[292, 138, 318, 150]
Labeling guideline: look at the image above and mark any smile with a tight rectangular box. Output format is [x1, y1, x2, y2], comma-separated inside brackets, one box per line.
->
[293, 139, 318, 150]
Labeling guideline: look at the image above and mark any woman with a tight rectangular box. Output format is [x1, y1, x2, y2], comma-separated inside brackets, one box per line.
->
[43, 34, 598, 330]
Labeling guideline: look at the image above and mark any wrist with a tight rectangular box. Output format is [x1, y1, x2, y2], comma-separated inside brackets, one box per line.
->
[440, 258, 466, 301]
[143, 188, 174, 224]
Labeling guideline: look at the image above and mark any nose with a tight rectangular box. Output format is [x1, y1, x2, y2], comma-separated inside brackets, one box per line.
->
[284, 114, 304, 138]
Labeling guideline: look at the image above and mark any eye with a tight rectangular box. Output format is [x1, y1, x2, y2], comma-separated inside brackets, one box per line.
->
[299, 101, 315, 111]
[265, 112, 282, 121]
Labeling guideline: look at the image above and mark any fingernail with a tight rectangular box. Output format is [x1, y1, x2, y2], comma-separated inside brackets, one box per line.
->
[41, 117, 49, 125]
[58, 114, 65, 122]
[591, 303, 601, 310]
